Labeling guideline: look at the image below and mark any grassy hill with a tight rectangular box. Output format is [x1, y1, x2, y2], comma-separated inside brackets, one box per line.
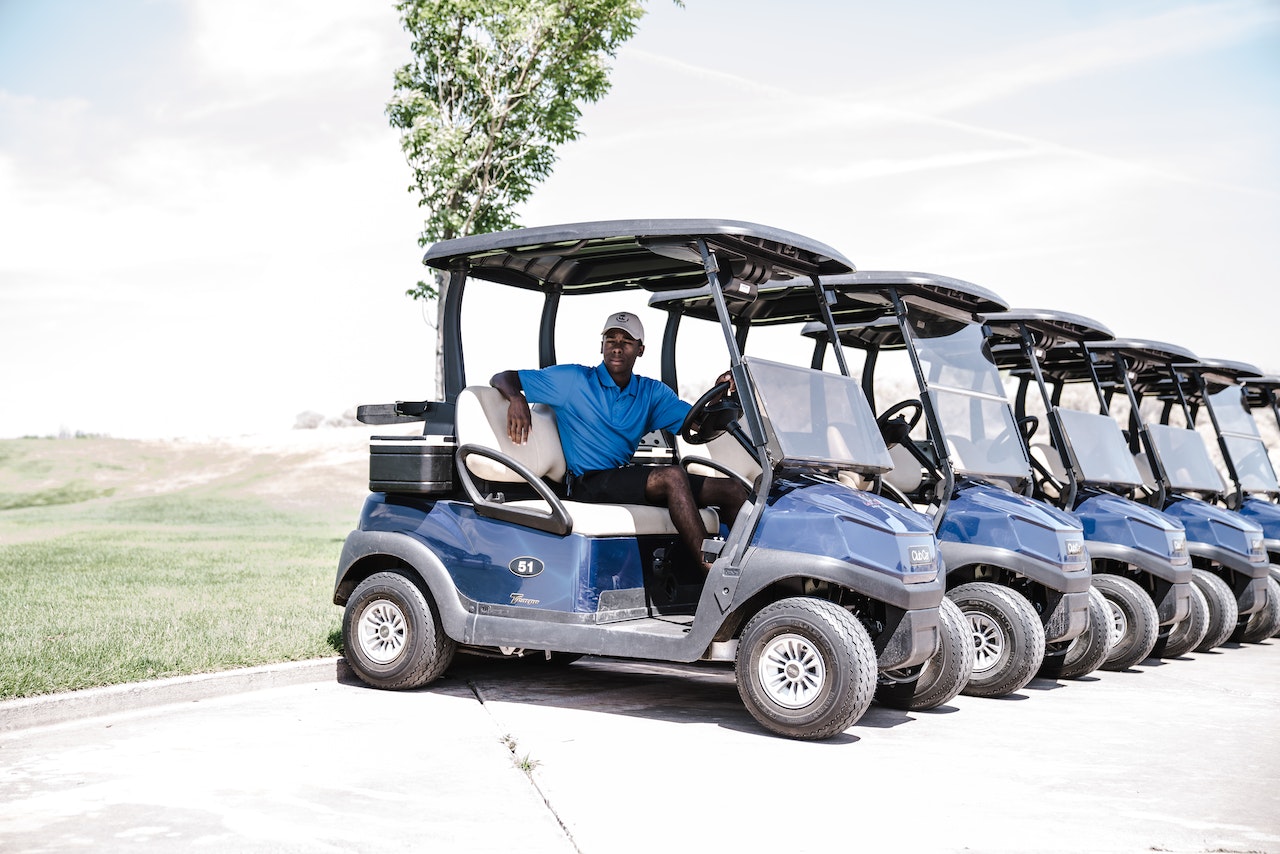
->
[0, 430, 384, 700]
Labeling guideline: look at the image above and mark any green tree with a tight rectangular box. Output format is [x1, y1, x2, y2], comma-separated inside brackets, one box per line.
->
[388, 0, 651, 396]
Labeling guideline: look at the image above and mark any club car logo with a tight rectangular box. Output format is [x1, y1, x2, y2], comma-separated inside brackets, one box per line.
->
[1249, 537, 1266, 562]
[908, 546, 933, 566]
[509, 556, 544, 578]
[1170, 536, 1186, 557]
[1065, 540, 1085, 559]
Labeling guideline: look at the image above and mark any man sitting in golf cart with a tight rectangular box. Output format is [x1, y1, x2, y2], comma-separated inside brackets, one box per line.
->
[491, 311, 747, 573]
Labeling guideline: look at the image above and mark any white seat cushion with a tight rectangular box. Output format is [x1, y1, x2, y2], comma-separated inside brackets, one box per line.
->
[507, 499, 717, 537]
[457, 385, 716, 537]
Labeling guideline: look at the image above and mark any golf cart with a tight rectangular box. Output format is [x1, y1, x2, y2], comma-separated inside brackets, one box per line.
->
[982, 310, 1196, 664]
[1084, 339, 1270, 651]
[1241, 373, 1280, 630]
[333, 220, 946, 739]
[801, 272, 1099, 697]
[644, 281, 974, 711]
[1137, 356, 1280, 642]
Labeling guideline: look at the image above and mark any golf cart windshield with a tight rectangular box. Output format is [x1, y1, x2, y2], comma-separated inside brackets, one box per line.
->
[906, 310, 1028, 479]
[745, 356, 893, 473]
[1209, 385, 1280, 494]
[1146, 423, 1227, 493]
[1055, 408, 1146, 487]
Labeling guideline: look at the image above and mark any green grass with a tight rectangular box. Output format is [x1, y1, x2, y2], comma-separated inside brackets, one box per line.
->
[0, 436, 366, 700]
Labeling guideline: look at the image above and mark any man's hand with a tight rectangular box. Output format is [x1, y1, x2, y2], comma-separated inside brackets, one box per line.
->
[506, 395, 532, 445]
[491, 370, 532, 445]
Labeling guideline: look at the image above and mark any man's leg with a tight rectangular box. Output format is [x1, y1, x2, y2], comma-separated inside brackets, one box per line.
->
[645, 466, 746, 572]
[698, 477, 747, 529]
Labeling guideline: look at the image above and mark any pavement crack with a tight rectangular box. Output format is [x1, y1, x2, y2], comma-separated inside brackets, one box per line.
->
[469, 684, 583, 854]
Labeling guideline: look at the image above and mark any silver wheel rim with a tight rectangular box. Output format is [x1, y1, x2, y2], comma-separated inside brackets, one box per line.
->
[1107, 600, 1128, 647]
[968, 611, 1006, 674]
[358, 598, 408, 665]
[758, 632, 826, 709]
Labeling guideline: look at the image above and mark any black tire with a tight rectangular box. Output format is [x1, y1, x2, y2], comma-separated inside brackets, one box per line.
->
[1231, 574, 1280, 644]
[736, 597, 877, 739]
[1273, 567, 1280, 638]
[342, 570, 456, 690]
[877, 597, 974, 711]
[1154, 582, 1210, 659]
[1039, 585, 1112, 680]
[1093, 574, 1159, 671]
[1191, 569, 1239, 652]
[949, 582, 1046, 698]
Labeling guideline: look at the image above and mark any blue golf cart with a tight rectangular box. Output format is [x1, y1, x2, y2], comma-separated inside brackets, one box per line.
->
[644, 280, 974, 711]
[801, 272, 1099, 697]
[983, 310, 1196, 664]
[1136, 356, 1280, 642]
[333, 220, 946, 739]
[1084, 339, 1270, 651]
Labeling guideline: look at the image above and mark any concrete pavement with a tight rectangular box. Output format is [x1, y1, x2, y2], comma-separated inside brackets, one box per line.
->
[2, 641, 1278, 853]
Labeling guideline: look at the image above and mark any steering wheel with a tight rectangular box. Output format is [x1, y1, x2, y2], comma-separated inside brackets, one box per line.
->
[679, 380, 742, 445]
[876, 399, 923, 447]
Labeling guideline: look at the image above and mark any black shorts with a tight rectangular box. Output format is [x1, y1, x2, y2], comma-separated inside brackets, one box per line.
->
[568, 465, 710, 507]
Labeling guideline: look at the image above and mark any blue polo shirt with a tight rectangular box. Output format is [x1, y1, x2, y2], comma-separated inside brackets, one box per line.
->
[518, 363, 690, 476]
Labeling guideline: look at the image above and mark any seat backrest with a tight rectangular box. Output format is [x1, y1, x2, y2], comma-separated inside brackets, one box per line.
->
[883, 442, 923, 493]
[455, 386, 567, 483]
[1030, 442, 1067, 500]
[1132, 451, 1156, 489]
[677, 432, 763, 482]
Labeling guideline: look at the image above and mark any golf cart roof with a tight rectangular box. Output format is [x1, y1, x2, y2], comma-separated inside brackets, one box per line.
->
[1142, 357, 1266, 404]
[790, 272, 1009, 351]
[647, 281, 836, 327]
[1244, 374, 1280, 390]
[1243, 375, 1280, 409]
[983, 309, 1114, 349]
[421, 219, 855, 294]
[1086, 338, 1198, 371]
[1177, 357, 1265, 385]
[820, 271, 1009, 316]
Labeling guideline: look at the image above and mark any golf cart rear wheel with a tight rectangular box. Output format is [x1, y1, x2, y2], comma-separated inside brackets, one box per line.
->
[876, 597, 973, 711]
[1155, 582, 1210, 659]
[1191, 569, 1239, 652]
[343, 570, 456, 690]
[737, 597, 876, 740]
[1231, 574, 1280, 644]
[949, 582, 1045, 699]
[1093, 574, 1159, 670]
[1039, 585, 1112, 680]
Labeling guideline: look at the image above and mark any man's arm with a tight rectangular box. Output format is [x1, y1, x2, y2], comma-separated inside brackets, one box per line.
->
[490, 371, 531, 445]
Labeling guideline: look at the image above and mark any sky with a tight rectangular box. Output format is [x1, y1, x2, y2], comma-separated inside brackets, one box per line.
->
[1, 0, 1277, 439]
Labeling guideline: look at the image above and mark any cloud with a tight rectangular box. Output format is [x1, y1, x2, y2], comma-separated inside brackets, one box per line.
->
[882, 0, 1280, 115]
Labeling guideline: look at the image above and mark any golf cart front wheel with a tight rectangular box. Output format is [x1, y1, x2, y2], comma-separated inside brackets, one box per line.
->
[876, 596, 974, 711]
[1155, 582, 1210, 659]
[1231, 574, 1280, 643]
[737, 597, 876, 739]
[1093, 574, 1159, 670]
[1191, 569, 1238, 652]
[343, 570, 456, 690]
[949, 582, 1045, 698]
[1039, 584, 1112, 680]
